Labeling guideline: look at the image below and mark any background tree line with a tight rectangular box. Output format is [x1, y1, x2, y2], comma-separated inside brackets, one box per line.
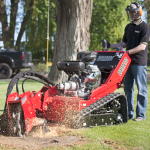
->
[0, 0, 150, 63]
[26, 0, 133, 60]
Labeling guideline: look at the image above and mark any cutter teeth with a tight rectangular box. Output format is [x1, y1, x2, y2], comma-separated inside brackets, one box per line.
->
[42, 120, 50, 133]
[12, 112, 15, 119]
[13, 126, 16, 133]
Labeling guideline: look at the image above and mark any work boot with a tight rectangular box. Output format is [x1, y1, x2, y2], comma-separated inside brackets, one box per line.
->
[134, 118, 143, 121]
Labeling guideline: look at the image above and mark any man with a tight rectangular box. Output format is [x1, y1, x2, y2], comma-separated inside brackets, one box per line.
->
[102, 2, 150, 121]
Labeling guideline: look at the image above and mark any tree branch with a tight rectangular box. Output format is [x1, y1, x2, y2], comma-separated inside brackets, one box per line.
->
[0, 0, 10, 48]
[9, 0, 19, 46]
[0, 0, 7, 21]
[15, 0, 34, 50]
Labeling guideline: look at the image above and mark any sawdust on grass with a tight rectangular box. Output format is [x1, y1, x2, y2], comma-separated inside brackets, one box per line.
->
[0, 122, 85, 150]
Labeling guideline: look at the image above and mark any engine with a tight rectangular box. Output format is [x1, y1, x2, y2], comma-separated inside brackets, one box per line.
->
[56, 52, 101, 99]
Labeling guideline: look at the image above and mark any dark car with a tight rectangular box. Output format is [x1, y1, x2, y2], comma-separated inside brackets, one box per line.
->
[0, 48, 33, 79]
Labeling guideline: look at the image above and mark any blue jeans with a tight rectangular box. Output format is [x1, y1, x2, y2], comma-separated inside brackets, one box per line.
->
[123, 65, 148, 119]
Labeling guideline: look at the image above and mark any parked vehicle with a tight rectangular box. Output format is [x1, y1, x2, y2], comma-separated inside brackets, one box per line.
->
[0, 48, 33, 79]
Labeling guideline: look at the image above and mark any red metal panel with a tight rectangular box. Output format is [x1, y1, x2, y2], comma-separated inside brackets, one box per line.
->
[78, 51, 131, 109]
[21, 92, 36, 132]
[7, 92, 20, 104]
[89, 51, 131, 99]
[31, 91, 42, 111]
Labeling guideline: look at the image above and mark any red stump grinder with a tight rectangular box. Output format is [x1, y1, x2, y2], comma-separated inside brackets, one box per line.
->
[1, 51, 131, 137]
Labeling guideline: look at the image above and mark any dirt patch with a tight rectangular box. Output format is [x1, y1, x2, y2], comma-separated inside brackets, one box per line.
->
[101, 139, 142, 150]
[0, 107, 86, 149]
[0, 136, 84, 150]
[101, 139, 127, 150]
[0, 124, 85, 150]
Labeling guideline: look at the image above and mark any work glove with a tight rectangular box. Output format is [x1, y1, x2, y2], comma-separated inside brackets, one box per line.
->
[102, 39, 110, 50]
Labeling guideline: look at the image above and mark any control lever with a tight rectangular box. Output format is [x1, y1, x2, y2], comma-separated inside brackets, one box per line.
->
[103, 39, 108, 51]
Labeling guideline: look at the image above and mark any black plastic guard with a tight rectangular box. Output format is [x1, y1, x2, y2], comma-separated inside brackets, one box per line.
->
[118, 95, 128, 123]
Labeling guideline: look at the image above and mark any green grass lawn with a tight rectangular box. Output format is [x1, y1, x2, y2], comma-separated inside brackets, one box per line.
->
[0, 80, 150, 150]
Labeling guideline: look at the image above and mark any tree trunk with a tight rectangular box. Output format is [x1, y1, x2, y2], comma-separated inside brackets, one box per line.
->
[0, 0, 11, 48]
[48, 0, 93, 82]
[15, 0, 34, 50]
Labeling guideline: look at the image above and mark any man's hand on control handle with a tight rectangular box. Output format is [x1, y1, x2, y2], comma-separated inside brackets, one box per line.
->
[102, 39, 110, 50]
[101, 39, 129, 55]
[117, 47, 129, 55]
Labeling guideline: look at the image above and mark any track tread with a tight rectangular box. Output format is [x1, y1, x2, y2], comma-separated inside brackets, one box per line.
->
[78, 93, 128, 123]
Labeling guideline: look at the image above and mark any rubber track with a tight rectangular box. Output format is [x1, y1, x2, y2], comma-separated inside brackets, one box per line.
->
[78, 92, 128, 123]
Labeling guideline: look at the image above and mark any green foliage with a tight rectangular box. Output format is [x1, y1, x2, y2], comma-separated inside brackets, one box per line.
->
[89, 0, 134, 51]
[24, 0, 150, 63]
[33, 63, 47, 73]
[25, 0, 56, 60]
